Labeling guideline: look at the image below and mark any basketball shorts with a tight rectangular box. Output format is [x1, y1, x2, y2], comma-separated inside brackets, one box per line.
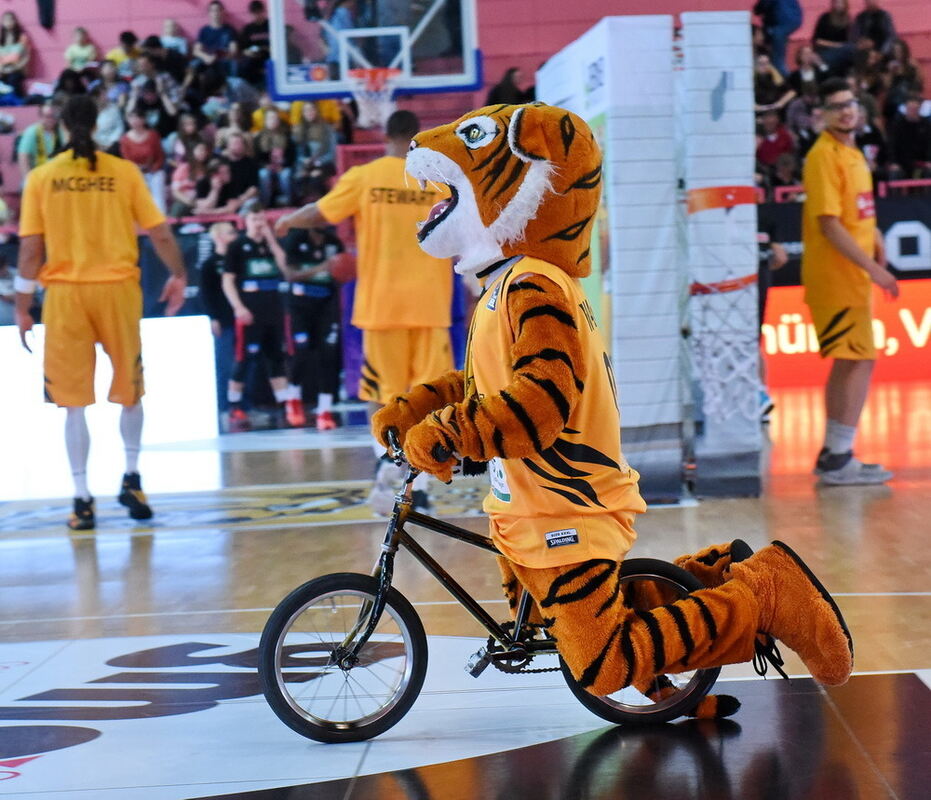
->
[808, 303, 876, 360]
[43, 279, 144, 407]
[359, 327, 453, 404]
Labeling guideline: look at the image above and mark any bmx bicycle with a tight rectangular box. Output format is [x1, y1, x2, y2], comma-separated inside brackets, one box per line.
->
[258, 433, 721, 743]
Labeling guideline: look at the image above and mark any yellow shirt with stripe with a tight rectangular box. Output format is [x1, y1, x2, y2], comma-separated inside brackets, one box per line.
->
[801, 131, 875, 308]
[316, 155, 453, 330]
[19, 150, 166, 284]
[468, 258, 646, 568]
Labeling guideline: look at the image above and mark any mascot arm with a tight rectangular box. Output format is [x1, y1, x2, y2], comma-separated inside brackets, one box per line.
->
[371, 370, 465, 448]
[405, 276, 586, 479]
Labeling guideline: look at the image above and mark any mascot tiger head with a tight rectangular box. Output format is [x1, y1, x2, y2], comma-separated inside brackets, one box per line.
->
[406, 102, 602, 278]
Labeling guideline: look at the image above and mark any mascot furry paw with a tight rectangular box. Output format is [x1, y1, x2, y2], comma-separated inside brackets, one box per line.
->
[386, 102, 852, 718]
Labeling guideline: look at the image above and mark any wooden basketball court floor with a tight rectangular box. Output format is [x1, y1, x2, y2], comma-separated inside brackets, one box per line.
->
[0, 382, 928, 799]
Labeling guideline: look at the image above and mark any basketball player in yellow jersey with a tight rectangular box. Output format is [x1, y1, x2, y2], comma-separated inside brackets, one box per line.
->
[802, 78, 899, 486]
[276, 110, 454, 512]
[14, 96, 188, 531]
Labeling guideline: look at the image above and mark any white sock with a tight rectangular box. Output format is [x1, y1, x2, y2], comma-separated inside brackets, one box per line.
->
[273, 387, 289, 403]
[316, 393, 333, 413]
[65, 407, 91, 500]
[288, 384, 302, 401]
[824, 419, 856, 455]
[412, 471, 430, 491]
[228, 387, 243, 403]
[120, 404, 144, 474]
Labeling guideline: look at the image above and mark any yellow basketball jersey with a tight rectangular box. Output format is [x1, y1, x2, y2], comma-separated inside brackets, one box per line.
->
[467, 257, 646, 567]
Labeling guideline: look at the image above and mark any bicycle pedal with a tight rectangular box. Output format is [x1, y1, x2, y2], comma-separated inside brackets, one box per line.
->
[465, 647, 491, 678]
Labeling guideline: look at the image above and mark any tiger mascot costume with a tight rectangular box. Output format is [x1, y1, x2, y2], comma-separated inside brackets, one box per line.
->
[373, 103, 853, 716]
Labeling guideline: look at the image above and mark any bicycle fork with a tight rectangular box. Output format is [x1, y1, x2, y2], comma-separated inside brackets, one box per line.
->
[338, 479, 411, 666]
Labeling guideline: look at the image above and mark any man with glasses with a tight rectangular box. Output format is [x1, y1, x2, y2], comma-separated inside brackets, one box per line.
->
[801, 77, 899, 485]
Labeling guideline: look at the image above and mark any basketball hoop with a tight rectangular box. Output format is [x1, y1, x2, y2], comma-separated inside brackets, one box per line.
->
[686, 273, 760, 423]
[347, 68, 402, 130]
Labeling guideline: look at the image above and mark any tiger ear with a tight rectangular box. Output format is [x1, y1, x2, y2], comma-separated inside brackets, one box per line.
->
[507, 103, 552, 163]
[508, 103, 582, 166]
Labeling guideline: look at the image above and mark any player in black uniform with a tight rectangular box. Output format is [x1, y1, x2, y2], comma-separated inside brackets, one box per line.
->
[221, 199, 291, 428]
[200, 221, 239, 417]
[282, 225, 345, 429]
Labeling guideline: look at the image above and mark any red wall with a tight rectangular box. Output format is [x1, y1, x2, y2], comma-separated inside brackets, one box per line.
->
[13, 1, 256, 83]
[13, 0, 931, 97]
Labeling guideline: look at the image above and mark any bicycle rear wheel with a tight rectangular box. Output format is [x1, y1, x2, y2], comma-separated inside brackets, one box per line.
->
[560, 558, 721, 725]
[258, 572, 428, 743]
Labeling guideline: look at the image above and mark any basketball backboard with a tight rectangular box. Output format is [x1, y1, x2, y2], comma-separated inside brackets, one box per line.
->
[267, 0, 481, 99]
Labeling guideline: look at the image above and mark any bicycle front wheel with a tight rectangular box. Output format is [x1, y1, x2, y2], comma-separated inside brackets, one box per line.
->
[560, 558, 721, 725]
[258, 572, 428, 743]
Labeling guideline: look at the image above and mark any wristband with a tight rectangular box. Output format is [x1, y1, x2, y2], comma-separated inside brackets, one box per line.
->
[13, 275, 37, 294]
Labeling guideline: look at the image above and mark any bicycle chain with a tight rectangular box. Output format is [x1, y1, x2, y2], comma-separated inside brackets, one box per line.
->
[486, 622, 562, 675]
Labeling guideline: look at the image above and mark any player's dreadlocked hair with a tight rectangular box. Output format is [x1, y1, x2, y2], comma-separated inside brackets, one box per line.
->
[61, 95, 99, 172]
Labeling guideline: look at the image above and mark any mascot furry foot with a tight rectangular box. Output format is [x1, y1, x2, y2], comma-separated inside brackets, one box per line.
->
[730, 541, 853, 686]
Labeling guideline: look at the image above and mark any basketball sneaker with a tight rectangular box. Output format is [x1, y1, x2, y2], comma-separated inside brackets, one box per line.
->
[118, 472, 154, 520]
[68, 497, 95, 531]
[819, 455, 892, 486]
[228, 407, 251, 432]
[759, 390, 774, 423]
[813, 448, 889, 479]
[316, 410, 337, 431]
[285, 398, 306, 427]
[368, 455, 404, 516]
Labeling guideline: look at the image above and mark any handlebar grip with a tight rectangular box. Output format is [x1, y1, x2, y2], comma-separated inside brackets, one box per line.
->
[431, 443, 452, 463]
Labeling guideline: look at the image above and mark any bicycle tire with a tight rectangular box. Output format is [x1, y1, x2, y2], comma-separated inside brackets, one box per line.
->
[560, 558, 721, 725]
[258, 572, 428, 743]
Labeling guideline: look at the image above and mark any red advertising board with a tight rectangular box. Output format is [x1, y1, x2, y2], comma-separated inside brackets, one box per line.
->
[763, 278, 931, 387]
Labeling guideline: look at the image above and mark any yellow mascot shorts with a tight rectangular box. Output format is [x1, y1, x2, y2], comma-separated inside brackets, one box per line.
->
[42, 279, 145, 407]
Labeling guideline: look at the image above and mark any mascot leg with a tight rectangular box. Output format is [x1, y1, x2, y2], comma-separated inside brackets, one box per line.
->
[510, 542, 852, 700]
[497, 556, 545, 625]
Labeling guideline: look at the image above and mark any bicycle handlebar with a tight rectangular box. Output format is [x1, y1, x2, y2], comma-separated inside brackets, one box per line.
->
[431, 443, 452, 463]
[386, 428, 452, 463]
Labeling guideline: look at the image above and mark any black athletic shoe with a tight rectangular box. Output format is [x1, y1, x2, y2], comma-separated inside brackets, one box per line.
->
[411, 490, 432, 514]
[813, 448, 852, 475]
[68, 497, 96, 531]
[118, 472, 154, 520]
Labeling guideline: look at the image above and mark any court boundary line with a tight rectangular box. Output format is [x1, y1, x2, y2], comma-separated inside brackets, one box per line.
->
[3, 592, 928, 626]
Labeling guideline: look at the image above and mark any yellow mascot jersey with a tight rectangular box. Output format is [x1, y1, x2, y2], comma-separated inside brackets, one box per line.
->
[316, 155, 453, 330]
[468, 257, 646, 568]
[801, 131, 875, 308]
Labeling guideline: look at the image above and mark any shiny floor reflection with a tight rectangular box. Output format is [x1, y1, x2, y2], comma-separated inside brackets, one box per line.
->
[189, 675, 930, 800]
[0, 381, 928, 799]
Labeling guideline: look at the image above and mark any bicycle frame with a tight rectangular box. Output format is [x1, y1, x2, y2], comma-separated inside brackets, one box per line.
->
[344, 466, 558, 664]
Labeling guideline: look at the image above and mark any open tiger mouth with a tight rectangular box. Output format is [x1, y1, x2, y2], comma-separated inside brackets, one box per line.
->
[417, 184, 458, 243]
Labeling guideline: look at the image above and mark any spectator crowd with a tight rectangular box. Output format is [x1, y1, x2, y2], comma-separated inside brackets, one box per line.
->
[6, 1, 352, 215]
[753, 0, 930, 200]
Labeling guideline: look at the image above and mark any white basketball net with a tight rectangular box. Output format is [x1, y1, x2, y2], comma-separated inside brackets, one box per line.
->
[348, 68, 401, 129]
[688, 277, 760, 423]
